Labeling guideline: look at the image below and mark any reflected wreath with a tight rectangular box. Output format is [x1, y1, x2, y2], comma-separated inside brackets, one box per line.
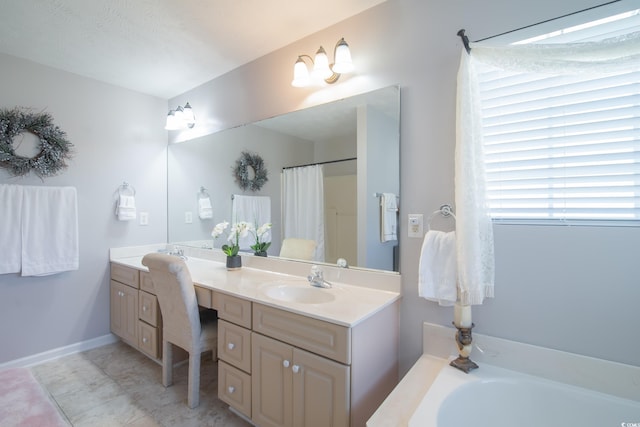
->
[233, 151, 268, 191]
[0, 108, 73, 178]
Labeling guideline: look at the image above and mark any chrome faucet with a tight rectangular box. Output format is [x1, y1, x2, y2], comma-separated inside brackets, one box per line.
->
[307, 265, 332, 288]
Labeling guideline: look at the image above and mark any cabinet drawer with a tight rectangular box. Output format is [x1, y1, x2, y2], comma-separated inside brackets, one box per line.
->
[139, 290, 160, 327]
[253, 303, 351, 365]
[218, 320, 251, 373]
[138, 320, 159, 359]
[215, 293, 252, 328]
[195, 286, 212, 308]
[110, 264, 139, 288]
[139, 271, 155, 294]
[218, 361, 251, 419]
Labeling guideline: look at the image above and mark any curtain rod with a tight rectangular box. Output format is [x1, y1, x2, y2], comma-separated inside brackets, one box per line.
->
[282, 157, 356, 171]
[457, 0, 622, 52]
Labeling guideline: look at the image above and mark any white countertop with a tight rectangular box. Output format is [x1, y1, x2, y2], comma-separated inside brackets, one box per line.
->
[111, 254, 401, 328]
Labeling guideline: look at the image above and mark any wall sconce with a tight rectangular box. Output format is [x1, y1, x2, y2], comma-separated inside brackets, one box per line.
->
[165, 102, 195, 130]
[291, 37, 354, 87]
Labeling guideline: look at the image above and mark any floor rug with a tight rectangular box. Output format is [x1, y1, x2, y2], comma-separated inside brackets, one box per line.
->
[0, 367, 69, 427]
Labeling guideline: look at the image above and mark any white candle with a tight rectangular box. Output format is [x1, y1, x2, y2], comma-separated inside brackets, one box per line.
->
[454, 303, 472, 328]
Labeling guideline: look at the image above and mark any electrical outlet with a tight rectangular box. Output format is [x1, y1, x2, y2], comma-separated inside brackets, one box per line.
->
[408, 214, 423, 238]
[139, 212, 149, 226]
[185, 211, 193, 224]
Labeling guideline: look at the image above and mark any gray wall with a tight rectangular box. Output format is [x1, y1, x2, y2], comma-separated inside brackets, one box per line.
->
[0, 53, 167, 363]
[170, 0, 640, 374]
[2, 0, 638, 374]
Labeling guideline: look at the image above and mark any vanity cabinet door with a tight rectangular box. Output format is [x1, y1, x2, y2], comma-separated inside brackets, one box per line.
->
[252, 332, 350, 427]
[110, 280, 138, 346]
[252, 333, 293, 427]
[292, 348, 350, 427]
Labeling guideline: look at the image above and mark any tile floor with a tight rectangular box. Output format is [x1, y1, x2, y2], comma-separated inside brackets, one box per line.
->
[29, 341, 252, 427]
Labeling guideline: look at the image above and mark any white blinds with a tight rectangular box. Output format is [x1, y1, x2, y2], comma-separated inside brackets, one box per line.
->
[478, 9, 640, 223]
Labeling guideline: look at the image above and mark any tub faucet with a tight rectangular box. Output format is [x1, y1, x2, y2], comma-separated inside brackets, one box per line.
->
[307, 265, 332, 288]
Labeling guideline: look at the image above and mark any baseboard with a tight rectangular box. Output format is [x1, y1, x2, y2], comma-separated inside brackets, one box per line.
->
[0, 334, 119, 369]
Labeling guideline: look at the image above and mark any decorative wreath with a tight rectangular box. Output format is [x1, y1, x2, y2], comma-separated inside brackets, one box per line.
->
[233, 150, 268, 191]
[0, 108, 74, 178]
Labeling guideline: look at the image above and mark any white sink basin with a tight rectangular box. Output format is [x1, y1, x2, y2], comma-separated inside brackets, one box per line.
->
[262, 283, 336, 304]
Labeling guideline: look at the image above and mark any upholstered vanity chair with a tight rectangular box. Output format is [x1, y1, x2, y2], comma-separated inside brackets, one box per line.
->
[141, 253, 217, 408]
[279, 238, 317, 261]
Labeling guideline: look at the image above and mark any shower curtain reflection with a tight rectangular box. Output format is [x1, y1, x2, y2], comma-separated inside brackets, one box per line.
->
[282, 165, 325, 262]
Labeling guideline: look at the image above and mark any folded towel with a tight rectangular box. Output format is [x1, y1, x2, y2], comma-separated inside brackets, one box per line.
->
[198, 197, 213, 219]
[380, 192, 398, 242]
[0, 184, 23, 274]
[21, 186, 79, 276]
[418, 230, 457, 306]
[116, 194, 136, 221]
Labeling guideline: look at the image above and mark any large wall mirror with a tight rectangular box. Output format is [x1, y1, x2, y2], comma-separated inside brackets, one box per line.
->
[168, 85, 400, 272]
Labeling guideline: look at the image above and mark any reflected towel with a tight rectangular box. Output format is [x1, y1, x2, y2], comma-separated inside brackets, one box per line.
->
[116, 194, 136, 221]
[198, 197, 213, 219]
[0, 184, 23, 274]
[380, 192, 398, 242]
[21, 186, 79, 276]
[232, 195, 271, 250]
[418, 230, 457, 306]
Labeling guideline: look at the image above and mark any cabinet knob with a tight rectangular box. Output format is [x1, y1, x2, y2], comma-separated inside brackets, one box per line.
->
[283, 360, 290, 368]
[142, 305, 148, 312]
[292, 365, 300, 374]
[227, 342, 235, 350]
[142, 337, 148, 343]
[228, 386, 235, 394]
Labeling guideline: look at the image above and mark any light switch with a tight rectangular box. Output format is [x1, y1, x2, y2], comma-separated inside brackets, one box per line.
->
[185, 211, 193, 224]
[408, 214, 423, 238]
[139, 212, 149, 226]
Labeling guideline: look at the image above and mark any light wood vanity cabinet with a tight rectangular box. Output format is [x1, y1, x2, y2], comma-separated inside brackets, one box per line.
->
[217, 294, 253, 419]
[110, 264, 162, 360]
[110, 261, 398, 427]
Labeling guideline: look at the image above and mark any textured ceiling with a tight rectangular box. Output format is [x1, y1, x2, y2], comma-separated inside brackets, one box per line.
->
[0, 0, 385, 99]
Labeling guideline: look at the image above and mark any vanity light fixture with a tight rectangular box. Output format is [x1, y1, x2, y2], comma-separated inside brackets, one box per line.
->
[291, 37, 354, 87]
[165, 102, 196, 130]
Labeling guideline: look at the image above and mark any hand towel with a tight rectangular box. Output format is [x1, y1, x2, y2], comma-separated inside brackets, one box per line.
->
[116, 194, 136, 221]
[198, 196, 213, 219]
[21, 186, 79, 276]
[418, 230, 457, 306]
[231, 195, 271, 250]
[0, 184, 23, 274]
[380, 192, 398, 242]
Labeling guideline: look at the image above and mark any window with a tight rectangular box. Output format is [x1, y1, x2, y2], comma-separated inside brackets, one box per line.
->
[478, 6, 640, 224]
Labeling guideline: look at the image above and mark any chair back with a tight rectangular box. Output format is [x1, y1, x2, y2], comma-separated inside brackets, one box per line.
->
[142, 253, 201, 352]
[279, 238, 316, 261]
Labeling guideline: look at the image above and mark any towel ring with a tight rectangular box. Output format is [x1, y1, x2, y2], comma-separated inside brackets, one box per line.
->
[118, 182, 135, 196]
[426, 204, 456, 231]
[198, 186, 210, 199]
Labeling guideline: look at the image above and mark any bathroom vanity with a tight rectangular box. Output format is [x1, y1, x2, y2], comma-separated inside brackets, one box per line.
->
[110, 245, 401, 427]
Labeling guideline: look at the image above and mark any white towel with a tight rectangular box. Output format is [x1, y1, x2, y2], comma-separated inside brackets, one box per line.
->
[418, 230, 457, 306]
[21, 186, 79, 276]
[380, 193, 398, 242]
[0, 184, 23, 274]
[116, 194, 136, 221]
[231, 195, 271, 250]
[198, 197, 213, 219]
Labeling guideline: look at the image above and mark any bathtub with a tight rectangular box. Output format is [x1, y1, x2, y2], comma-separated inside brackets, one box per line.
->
[409, 362, 640, 427]
[367, 323, 640, 427]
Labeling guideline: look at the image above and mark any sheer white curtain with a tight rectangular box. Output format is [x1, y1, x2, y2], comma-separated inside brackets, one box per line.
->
[456, 31, 640, 305]
[281, 165, 325, 261]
